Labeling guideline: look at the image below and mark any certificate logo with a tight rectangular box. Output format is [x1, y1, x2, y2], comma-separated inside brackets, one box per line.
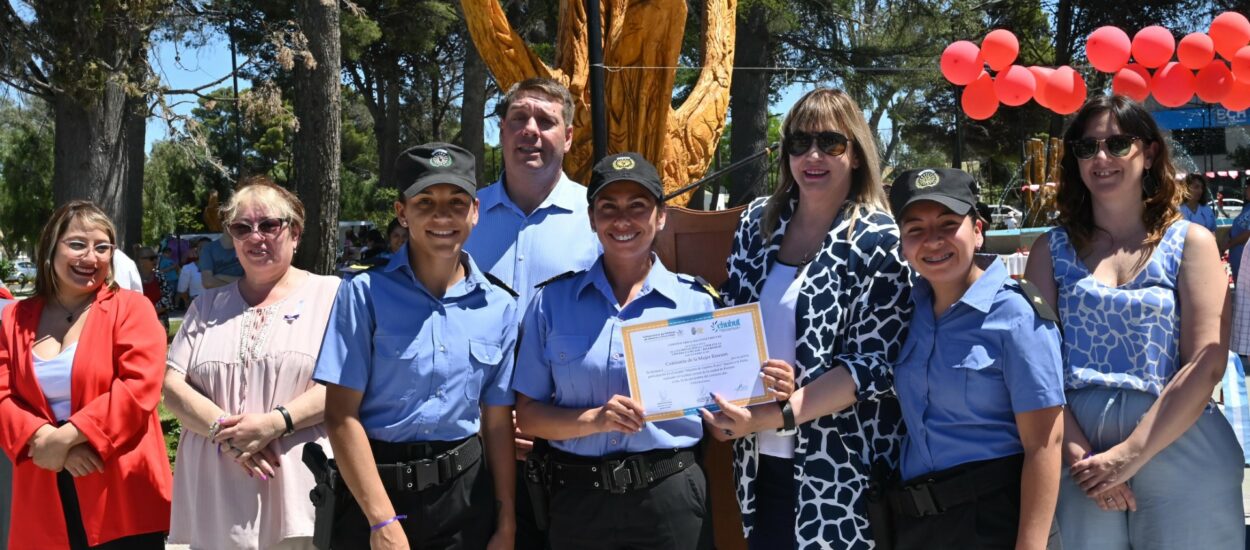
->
[690, 326, 704, 335]
[710, 318, 742, 332]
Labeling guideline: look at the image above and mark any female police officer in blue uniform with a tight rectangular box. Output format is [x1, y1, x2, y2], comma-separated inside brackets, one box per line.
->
[887, 168, 1065, 549]
[513, 153, 793, 550]
[315, 143, 518, 550]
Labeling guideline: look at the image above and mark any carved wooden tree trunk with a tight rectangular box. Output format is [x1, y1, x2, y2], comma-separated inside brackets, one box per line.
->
[461, 0, 736, 203]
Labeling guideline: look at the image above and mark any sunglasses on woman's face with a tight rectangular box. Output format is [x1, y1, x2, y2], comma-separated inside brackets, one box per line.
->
[784, 131, 850, 157]
[227, 218, 289, 240]
[1068, 135, 1144, 160]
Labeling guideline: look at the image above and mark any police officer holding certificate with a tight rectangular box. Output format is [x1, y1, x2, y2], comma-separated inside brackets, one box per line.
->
[513, 153, 791, 549]
[315, 143, 518, 550]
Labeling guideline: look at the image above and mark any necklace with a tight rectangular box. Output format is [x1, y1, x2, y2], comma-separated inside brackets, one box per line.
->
[53, 296, 91, 324]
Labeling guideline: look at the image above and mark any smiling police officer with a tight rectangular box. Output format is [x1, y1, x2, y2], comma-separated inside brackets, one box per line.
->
[315, 143, 518, 550]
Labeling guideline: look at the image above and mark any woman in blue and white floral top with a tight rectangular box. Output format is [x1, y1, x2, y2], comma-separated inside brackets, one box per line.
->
[1025, 95, 1243, 549]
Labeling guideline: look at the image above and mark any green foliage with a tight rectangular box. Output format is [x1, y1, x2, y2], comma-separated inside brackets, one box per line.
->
[0, 99, 54, 256]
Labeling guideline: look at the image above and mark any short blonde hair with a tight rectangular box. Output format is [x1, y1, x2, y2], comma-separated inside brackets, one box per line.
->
[35, 200, 117, 298]
[219, 176, 306, 235]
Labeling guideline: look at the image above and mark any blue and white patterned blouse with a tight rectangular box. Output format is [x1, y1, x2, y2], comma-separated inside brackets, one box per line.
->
[1048, 220, 1188, 396]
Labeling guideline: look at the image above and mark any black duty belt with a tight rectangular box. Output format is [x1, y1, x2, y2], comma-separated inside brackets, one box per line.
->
[887, 454, 1023, 518]
[548, 447, 697, 494]
[375, 436, 482, 493]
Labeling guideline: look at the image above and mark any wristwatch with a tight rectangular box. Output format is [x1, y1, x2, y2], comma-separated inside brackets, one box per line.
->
[776, 400, 797, 437]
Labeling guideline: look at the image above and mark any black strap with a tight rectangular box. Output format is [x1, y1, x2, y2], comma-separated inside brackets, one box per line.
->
[548, 448, 697, 494]
[377, 436, 482, 492]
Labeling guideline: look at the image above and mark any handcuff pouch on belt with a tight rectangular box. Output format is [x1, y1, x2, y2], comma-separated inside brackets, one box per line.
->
[523, 438, 552, 531]
[302, 443, 338, 550]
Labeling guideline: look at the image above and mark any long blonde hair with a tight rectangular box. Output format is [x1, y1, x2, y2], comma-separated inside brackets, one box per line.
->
[762, 88, 886, 237]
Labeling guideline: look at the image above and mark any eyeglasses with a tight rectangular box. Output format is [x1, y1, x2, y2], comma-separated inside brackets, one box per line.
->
[61, 239, 116, 257]
[1068, 135, 1145, 160]
[783, 131, 850, 157]
[227, 218, 289, 240]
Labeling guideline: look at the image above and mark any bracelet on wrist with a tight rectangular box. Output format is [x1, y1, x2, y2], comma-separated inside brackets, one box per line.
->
[370, 514, 407, 532]
[274, 405, 296, 437]
[208, 415, 227, 439]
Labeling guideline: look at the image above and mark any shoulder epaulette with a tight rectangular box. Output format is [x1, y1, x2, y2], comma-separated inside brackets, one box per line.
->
[682, 274, 724, 306]
[535, 270, 580, 289]
[1017, 278, 1060, 324]
[482, 272, 518, 298]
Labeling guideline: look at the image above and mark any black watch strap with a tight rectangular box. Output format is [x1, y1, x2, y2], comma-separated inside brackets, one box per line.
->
[777, 400, 797, 436]
[275, 405, 296, 437]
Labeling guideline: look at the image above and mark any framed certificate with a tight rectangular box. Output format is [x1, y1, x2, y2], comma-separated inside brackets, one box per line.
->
[622, 303, 774, 421]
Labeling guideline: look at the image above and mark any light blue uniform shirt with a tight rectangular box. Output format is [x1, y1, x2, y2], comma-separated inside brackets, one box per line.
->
[313, 245, 518, 443]
[514, 256, 715, 457]
[894, 257, 1065, 481]
[464, 172, 600, 312]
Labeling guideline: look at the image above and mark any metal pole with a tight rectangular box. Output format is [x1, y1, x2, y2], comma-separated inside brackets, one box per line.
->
[953, 84, 964, 170]
[587, 0, 607, 163]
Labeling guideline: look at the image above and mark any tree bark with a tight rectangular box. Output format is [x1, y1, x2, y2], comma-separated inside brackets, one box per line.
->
[52, 79, 133, 244]
[291, 0, 342, 275]
[461, 26, 489, 186]
[122, 95, 147, 254]
[727, 3, 772, 207]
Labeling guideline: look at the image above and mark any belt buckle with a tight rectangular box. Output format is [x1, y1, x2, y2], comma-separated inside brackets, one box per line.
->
[605, 459, 639, 494]
[405, 459, 439, 491]
[905, 484, 940, 517]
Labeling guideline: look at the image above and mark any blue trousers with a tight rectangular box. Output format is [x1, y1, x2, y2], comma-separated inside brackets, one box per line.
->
[1057, 387, 1244, 550]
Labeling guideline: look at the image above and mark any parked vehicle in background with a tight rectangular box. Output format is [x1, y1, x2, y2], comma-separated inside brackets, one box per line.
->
[1212, 198, 1243, 219]
[4, 261, 35, 286]
[987, 204, 1023, 227]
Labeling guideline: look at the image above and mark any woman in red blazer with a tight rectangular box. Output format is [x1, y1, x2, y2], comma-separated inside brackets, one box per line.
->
[0, 201, 172, 549]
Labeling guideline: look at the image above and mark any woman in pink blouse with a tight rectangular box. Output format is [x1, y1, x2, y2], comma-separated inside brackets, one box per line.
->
[162, 178, 341, 550]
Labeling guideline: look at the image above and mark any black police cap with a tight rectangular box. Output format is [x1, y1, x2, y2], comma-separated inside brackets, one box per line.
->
[587, 152, 664, 204]
[888, 168, 978, 218]
[393, 143, 477, 200]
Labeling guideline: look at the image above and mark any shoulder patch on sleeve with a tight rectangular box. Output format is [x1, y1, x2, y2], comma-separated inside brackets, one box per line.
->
[482, 272, 518, 298]
[535, 270, 581, 289]
[1017, 278, 1060, 324]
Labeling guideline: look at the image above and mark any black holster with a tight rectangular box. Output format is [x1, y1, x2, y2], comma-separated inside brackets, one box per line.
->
[302, 442, 339, 550]
[523, 438, 551, 531]
[864, 460, 897, 550]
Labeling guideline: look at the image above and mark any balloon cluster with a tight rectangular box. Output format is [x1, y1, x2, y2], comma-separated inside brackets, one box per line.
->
[1095, 13, 1250, 112]
[941, 29, 1087, 120]
[940, 13, 1250, 121]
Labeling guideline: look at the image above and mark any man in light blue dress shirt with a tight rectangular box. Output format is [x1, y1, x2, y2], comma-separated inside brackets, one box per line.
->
[463, 77, 599, 549]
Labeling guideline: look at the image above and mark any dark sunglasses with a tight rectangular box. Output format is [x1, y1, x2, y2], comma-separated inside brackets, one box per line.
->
[1068, 135, 1145, 160]
[227, 218, 289, 240]
[784, 131, 850, 157]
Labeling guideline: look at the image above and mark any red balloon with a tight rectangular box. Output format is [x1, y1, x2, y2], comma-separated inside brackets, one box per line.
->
[1234, 45, 1250, 80]
[993, 65, 1036, 106]
[941, 41, 983, 85]
[982, 29, 1019, 71]
[1196, 61, 1233, 103]
[1211, 11, 1250, 60]
[1132, 26, 1177, 69]
[1151, 62, 1196, 107]
[1113, 65, 1151, 102]
[1045, 66, 1087, 115]
[1223, 75, 1250, 111]
[962, 72, 999, 120]
[1087, 26, 1132, 73]
[1178, 33, 1216, 69]
[1028, 66, 1056, 108]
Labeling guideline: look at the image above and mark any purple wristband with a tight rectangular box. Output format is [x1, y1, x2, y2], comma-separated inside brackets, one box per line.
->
[370, 515, 407, 532]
